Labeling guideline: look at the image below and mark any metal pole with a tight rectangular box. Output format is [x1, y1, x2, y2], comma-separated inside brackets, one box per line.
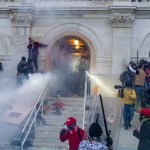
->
[42, 100, 43, 116]
[34, 108, 36, 130]
[83, 73, 87, 130]
[20, 132, 23, 150]
[99, 94, 113, 150]
[99, 95, 109, 139]
[137, 50, 139, 65]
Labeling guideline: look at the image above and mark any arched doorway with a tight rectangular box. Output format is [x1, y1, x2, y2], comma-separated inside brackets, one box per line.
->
[50, 35, 90, 97]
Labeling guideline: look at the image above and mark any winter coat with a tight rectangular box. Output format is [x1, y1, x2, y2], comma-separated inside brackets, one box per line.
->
[17, 61, 28, 75]
[138, 119, 150, 150]
[120, 88, 136, 105]
[27, 42, 47, 57]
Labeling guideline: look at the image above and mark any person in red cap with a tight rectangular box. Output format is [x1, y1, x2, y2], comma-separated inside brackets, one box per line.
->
[59, 117, 86, 150]
[27, 37, 47, 72]
[133, 108, 150, 150]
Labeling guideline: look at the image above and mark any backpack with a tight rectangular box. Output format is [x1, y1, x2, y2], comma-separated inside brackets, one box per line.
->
[77, 128, 82, 141]
[120, 71, 132, 85]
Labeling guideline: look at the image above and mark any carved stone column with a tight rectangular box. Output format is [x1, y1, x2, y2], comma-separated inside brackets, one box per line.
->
[9, 6, 33, 36]
[110, 6, 136, 74]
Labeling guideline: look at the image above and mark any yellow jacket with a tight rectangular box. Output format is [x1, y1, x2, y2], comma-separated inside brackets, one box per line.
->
[120, 88, 136, 105]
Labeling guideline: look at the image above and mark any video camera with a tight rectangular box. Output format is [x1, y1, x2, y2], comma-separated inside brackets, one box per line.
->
[114, 85, 124, 98]
[114, 85, 124, 89]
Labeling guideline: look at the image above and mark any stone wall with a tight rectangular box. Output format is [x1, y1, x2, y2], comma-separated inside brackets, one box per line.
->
[0, 2, 150, 76]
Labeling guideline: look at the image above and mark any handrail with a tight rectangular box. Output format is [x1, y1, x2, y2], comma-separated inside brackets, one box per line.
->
[20, 83, 49, 150]
[21, 90, 43, 134]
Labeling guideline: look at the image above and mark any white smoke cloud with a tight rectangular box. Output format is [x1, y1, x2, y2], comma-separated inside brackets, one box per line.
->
[0, 69, 57, 146]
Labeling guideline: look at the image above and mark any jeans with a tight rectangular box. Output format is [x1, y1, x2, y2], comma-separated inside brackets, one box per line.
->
[28, 55, 38, 72]
[123, 104, 134, 128]
[134, 86, 144, 109]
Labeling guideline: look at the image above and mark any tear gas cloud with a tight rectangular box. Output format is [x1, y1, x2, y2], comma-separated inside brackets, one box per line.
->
[0, 72, 57, 110]
[0, 60, 57, 114]
[0, 60, 57, 147]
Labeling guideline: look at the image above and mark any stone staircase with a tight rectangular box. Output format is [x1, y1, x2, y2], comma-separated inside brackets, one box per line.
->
[28, 97, 84, 150]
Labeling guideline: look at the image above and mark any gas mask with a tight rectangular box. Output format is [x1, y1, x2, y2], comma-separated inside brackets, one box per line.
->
[67, 125, 77, 134]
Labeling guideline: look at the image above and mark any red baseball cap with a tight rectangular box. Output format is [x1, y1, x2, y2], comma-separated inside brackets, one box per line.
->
[64, 117, 76, 125]
[138, 108, 150, 117]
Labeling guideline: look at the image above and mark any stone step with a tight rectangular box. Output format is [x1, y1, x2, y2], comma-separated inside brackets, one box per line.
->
[50, 99, 84, 104]
[28, 147, 67, 150]
[60, 106, 84, 110]
[44, 105, 84, 112]
[52, 97, 84, 101]
[43, 115, 83, 123]
[43, 114, 83, 121]
[33, 137, 60, 143]
[46, 111, 84, 117]
[45, 122, 83, 128]
[32, 141, 68, 148]
[46, 111, 84, 116]
[60, 101, 84, 105]
[44, 116, 83, 122]
[30, 97, 84, 149]
[0, 146, 20, 150]
[33, 136, 61, 141]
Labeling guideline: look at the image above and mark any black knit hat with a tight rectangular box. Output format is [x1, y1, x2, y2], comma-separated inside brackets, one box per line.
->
[21, 56, 26, 61]
[89, 123, 103, 138]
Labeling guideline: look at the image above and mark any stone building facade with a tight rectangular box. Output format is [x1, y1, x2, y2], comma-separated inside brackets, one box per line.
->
[0, 0, 150, 77]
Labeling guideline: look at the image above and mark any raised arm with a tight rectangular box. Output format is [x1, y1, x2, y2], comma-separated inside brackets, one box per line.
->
[129, 64, 139, 74]
[37, 42, 48, 48]
[59, 128, 69, 142]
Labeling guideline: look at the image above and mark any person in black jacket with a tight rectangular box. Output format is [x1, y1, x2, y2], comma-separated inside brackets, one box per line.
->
[16, 56, 29, 87]
[133, 108, 150, 150]
[0, 62, 3, 71]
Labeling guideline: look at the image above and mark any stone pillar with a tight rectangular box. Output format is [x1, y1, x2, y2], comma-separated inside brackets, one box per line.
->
[110, 6, 136, 74]
[8, 6, 34, 66]
[9, 6, 33, 36]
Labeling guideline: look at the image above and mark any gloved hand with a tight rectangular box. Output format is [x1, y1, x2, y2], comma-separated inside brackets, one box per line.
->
[60, 128, 67, 135]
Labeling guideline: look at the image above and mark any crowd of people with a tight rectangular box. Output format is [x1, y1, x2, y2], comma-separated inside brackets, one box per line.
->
[120, 59, 150, 109]
[116, 59, 150, 149]
[14, 37, 150, 149]
[16, 37, 47, 87]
